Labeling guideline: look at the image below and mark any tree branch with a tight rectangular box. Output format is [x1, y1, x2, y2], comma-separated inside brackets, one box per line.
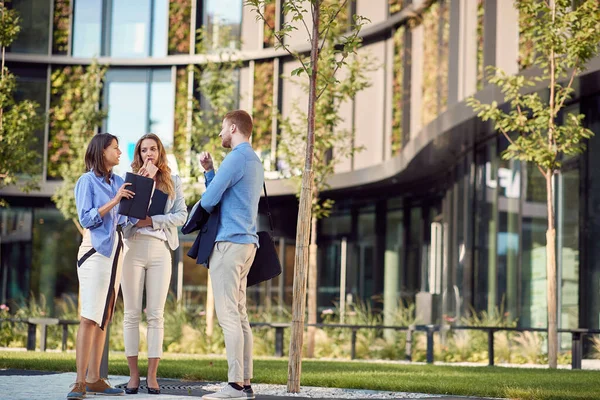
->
[555, 59, 579, 115]
[497, 125, 518, 150]
[315, 33, 362, 100]
[255, 3, 310, 76]
[538, 164, 547, 179]
[319, 0, 349, 54]
[289, 0, 312, 43]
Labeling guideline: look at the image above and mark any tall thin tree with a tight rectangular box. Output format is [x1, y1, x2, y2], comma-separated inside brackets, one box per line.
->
[245, 0, 367, 392]
[467, 0, 600, 368]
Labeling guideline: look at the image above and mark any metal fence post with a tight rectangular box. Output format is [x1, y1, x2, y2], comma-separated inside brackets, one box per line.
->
[27, 323, 36, 351]
[426, 326, 434, 364]
[488, 329, 495, 366]
[571, 332, 582, 370]
[62, 323, 69, 352]
[350, 329, 357, 360]
[275, 326, 284, 357]
[405, 326, 414, 361]
[39, 323, 48, 352]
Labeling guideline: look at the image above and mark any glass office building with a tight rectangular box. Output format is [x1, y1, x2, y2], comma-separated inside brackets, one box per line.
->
[2, 0, 600, 341]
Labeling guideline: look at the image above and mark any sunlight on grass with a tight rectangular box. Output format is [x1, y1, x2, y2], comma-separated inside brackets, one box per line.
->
[1, 350, 598, 400]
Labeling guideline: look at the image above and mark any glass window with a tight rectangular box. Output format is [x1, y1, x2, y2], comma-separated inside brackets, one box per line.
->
[152, 0, 169, 57]
[558, 168, 579, 343]
[12, 66, 47, 176]
[105, 69, 149, 174]
[497, 137, 521, 320]
[149, 69, 175, 150]
[204, 0, 243, 50]
[583, 95, 600, 332]
[72, 0, 103, 57]
[104, 68, 174, 175]
[521, 163, 547, 328]
[10, 0, 50, 54]
[384, 202, 404, 327]
[109, 0, 152, 57]
[73, 0, 168, 57]
[318, 240, 342, 310]
[474, 140, 498, 314]
[31, 209, 81, 314]
[0, 208, 33, 305]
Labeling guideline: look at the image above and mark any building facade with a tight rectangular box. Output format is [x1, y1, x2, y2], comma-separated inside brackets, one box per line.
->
[1, 0, 600, 343]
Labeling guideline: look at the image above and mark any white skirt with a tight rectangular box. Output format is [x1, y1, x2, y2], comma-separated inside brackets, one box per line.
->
[77, 228, 124, 330]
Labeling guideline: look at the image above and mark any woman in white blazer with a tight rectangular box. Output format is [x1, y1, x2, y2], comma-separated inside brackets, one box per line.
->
[121, 133, 187, 395]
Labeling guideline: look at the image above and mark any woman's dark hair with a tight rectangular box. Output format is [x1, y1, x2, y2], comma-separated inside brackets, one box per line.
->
[84, 133, 119, 183]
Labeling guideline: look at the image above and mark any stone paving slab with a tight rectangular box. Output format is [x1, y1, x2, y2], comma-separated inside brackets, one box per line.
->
[0, 370, 495, 400]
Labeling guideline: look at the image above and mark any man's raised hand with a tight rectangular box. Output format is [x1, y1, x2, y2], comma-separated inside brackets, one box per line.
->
[199, 152, 214, 172]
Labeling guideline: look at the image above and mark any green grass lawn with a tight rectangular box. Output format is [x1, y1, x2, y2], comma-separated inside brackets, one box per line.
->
[0, 351, 598, 400]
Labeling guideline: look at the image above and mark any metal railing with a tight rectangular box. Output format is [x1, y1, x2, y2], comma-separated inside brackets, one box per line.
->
[4, 318, 599, 371]
[252, 322, 600, 370]
[0, 317, 79, 351]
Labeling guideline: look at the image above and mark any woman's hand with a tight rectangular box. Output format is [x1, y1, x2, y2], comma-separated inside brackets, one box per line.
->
[138, 159, 158, 179]
[114, 183, 135, 202]
[136, 216, 153, 228]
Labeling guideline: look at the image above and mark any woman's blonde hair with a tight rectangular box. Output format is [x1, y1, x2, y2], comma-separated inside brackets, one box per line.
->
[131, 133, 175, 198]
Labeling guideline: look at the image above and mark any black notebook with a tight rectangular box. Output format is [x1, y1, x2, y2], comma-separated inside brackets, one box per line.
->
[117, 172, 155, 220]
[148, 189, 168, 216]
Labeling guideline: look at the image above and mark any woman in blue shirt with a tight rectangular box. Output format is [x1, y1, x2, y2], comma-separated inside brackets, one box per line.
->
[68, 133, 134, 400]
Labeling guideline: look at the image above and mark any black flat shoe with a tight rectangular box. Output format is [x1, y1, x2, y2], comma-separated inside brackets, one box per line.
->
[125, 386, 139, 394]
[147, 387, 161, 395]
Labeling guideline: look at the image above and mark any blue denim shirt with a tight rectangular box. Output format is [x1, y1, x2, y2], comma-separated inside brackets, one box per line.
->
[200, 142, 264, 246]
[75, 171, 135, 257]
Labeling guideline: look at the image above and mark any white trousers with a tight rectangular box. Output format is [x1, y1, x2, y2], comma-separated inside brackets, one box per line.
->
[209, 241, 256, 383]
[122, 235, 172, 358]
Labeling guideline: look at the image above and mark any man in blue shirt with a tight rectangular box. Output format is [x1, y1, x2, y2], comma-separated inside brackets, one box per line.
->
[200, 110, 264, 400]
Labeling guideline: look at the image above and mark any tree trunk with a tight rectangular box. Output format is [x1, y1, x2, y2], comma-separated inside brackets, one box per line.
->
[546, 0, 558, 370]
[287, 1, 320, 393]
[306, 211, 318, 358]
[545, 171, 558, 368]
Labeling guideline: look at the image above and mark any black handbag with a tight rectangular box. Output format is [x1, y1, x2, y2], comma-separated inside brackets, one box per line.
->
[247, 183, 282, 287]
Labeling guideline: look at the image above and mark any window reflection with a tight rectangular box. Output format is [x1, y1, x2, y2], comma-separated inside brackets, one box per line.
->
[110, 0, 152, 57]
[558, 168, 579, 343]
[152, 0, 169, 57]
[0, 208, 33, 305]
[12, 66, 47, 175]
[72, 0, 102, 57]
[31, 209, 81, 314]
[521, 163, 547, 328]
[73, 0, 168, 58]
[204, 0, 242, 50]
[149, 69, 175, 150]
[10, 0, 50, 54]
[104, 68, 174, 175]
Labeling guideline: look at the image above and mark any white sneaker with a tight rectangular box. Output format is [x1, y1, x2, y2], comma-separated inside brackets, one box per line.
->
[202, 384, 247, 400]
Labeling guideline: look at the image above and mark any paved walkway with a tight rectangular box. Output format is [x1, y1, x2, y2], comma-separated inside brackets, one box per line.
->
[0, 370, 494, 400]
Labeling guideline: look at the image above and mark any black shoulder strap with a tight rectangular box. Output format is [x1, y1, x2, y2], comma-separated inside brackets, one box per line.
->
[263, 182, 274, 234]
